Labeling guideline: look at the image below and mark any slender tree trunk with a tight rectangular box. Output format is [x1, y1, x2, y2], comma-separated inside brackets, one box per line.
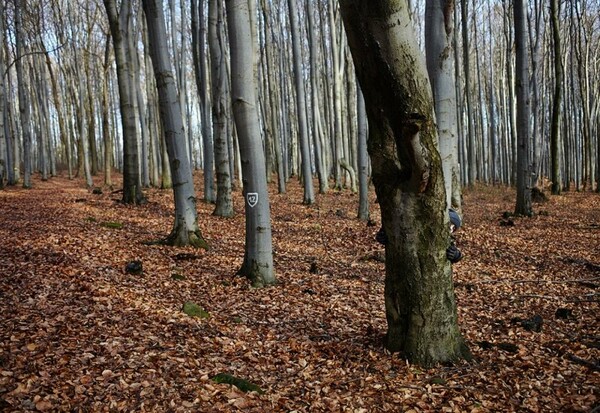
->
[0, 3, 8, 187]
[460, 0, 475, 186]
[225, 0, 275, 287]
[104, 0, 145, 204]
[41, 40, 68, 179]
[514, 0, 532, 216]
[503, 1, 518, 186]
[142, 0, 209, 248]
[306, 0, 328, 194]
[84, 55, 99, 177]
[550, 0, 562, 195]
[329, 2, 344, 189]
[192, 0, 216, 203]
[101, 32, 113, 187]
[356, 84, 369, 220]
[259, 0, 286, 194]
[15, 0, 33, 188]
[137, 16, 151, 188]
[209, 0, 234, 217]
[426, 0, 460, 209]
[340, 0, 471, 367]
[288, 0, 315, 204]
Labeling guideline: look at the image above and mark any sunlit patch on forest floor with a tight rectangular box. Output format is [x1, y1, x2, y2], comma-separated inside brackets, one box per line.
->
[0, 174, 598, 412]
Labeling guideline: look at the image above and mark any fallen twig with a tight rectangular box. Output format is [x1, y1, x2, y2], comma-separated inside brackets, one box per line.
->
[512, 293, 598, 302]
[566, 354, 600, 372]
[475, 277, 599, 285]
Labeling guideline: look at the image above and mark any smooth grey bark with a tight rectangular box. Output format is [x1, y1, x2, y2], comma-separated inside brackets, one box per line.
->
[104, 0, 145, 204]
[192, 0, 216, 203]
[550, 0, 562, 195]
[41, 39, 66, 179]
[356, 84, 369, 221]
[425, 0, 460, 210]
[0, 4, 7, 187]
[573, 2, 594, 190]
[33, 58, 49, 181]
[136, 16, 151, 188]
[225, 0, 275, 287]
[67, 2, 94, 188]
[48, 2, 73, 180]
[8, 77, 20, 184]
[340, 0, 471, 367]
[306, 0, 327, 194]
[329, 1, 344, 189]
[15, 0, 33, 188]
[101, 32, 113, 188]
[81, 6, 99, 177]
[287, 0, 315, 204]
[142, 31, 162, 187]
[528, 0, 542, 187]
[514, 0, 532, 216]
[259, 0, 286, 194]
[460, 0, 475, 186]
[209, 0, 234, 217]
[142, 0, 209, 248]
[503, 0, 517, 186]
[146, 66, 162, 187]
[84, 57, 98, 177]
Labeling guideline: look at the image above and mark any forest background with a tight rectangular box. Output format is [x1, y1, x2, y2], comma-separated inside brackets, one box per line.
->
[0, 0, 598, 411]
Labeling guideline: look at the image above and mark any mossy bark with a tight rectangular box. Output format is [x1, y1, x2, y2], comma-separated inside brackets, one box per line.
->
[340, 0, 471, 367]
[237, 256, 274, 288]
[160, 219, 209, 249]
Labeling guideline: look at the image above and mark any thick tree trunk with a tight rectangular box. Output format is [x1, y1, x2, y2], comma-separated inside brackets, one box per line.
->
[225, 0, 275, 287]
[340, 0, 470, 367]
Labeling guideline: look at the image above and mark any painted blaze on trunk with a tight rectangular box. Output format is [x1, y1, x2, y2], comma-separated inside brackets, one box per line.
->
[340, 0, 470, 367]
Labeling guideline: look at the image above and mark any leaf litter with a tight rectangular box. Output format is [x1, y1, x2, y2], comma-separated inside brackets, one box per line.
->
[0, 175, 598, 412]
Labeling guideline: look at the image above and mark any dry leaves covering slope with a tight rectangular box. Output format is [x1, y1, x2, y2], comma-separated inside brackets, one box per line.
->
[0, 175, 598, 412]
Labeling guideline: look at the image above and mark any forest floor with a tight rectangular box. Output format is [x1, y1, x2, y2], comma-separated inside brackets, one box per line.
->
[0, 173, 598, 413]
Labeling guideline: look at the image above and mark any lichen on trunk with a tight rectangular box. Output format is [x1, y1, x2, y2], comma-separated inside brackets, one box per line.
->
[159, 218, 209, 249]
[237, 256, 274, 289]
[340, 0, 471, 367]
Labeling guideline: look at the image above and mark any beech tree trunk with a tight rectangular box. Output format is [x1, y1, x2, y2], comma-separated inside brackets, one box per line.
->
[287, 0, 315, 204]
[0, 2, 7, 187]
[226, 0, 275, 287]
[514, 0, 532, 216]
[425, 0, 460, 209]
[15, 0, 33, 189]
[192, 0, 216, 203]
[356, 84, 369, 221]
[209, 0, 234, 217]
[142, 0, 209, 249]
[340, 0, 471, 367]
[104, 0, 145, 204]
[550, 0, 562, 195]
